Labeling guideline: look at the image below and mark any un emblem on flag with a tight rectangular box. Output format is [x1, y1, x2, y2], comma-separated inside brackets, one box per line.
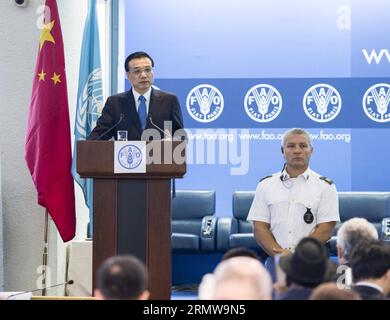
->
[244, 84, 282, 123]
[362, 83, 390, 123]
[118, 145, 143, 169]
[303, 84, 342, 123]
[75, 68, 104, 138]
[186, 84, 224, 123]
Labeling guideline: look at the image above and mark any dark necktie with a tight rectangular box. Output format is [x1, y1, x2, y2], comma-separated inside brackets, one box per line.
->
[138, 95, 147, 130]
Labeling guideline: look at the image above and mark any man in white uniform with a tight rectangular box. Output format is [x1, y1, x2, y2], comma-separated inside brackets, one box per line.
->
[247, 128, 340, 280]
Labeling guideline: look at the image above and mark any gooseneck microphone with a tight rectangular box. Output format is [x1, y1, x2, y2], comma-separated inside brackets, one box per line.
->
[94, 113, 125, 140]
[148, 115, 177, 197]
[148, 115, 173, 140]
[6, 280, 74, 299]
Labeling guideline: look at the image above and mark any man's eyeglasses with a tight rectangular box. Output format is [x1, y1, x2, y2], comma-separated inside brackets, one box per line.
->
[128, 67, 153, 76]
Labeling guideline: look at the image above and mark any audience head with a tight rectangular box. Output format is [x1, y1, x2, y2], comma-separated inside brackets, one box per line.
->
[199, 256, 272, 300]
[279, 237, 330, 288]
[336, 217, 378, 265]
[309, 282, 361, 300]
[350, 239, 390, 295]
[95, 255, 149, 300]
[222, 247, 260, 261]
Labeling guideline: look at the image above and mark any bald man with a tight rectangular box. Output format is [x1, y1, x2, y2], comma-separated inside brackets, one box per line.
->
[199, 256, 272, 300]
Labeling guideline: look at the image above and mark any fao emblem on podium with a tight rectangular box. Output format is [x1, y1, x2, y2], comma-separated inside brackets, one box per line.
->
[114, 141, 146, 173]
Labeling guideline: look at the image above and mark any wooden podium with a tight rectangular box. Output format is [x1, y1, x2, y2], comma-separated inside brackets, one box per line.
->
[76, 140, 186, 299]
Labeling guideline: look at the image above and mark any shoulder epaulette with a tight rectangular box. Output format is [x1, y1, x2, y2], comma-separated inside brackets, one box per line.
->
[259, 175, 272, 182]
[320, 176, 333, 185]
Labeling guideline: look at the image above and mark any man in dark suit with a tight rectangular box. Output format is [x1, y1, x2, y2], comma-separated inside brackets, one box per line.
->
[88, 51, 184, 141]
[350, 239, 390, 300]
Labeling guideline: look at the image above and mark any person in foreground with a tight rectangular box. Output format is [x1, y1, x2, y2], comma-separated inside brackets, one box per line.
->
[333, 217, 379, 285]
[94, 255, 149, 300]
[276, 237, 333, 300]
[198, 256, 272, 300]
[309, 282, 360, 300]
[247, 128, 340, 279]
[88, 51, 184, 141]
[350, 239, 390, 300]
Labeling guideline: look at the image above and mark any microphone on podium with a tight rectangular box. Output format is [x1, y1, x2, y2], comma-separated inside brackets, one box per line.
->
[94, 113, 125, 140]
[147, 115, 177, 198]
[148, 115, 173, 140]
[6, 279, 74, 300]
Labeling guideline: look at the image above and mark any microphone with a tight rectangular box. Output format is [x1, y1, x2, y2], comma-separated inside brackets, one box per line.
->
[148, 115, 177, 198]
[148, 115, 173, 140]
[94, 113, 125, 140]
[280, 163, 287, 181]
[6, 280, 74, 300]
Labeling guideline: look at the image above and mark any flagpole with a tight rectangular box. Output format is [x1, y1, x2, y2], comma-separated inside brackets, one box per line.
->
[41, 209, 49, 296]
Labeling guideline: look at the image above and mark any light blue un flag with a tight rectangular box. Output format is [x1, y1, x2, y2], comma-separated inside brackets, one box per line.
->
[71, 0, 103, 238]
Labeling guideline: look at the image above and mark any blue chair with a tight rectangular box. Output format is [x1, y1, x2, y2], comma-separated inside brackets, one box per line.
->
[171, 190, 220, 286]
[217, 191, 268, 261]
[171, 190, 216, 253]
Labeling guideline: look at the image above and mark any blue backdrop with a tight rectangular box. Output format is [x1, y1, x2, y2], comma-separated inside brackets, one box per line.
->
[123, 0, 390, 216]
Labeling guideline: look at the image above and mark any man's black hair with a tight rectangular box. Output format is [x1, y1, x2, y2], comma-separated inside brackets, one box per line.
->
[96, 255, 148, 300]
[124, 51, 154, 72]
[222, 247, 260, 261]
[350, 239, 390, 282]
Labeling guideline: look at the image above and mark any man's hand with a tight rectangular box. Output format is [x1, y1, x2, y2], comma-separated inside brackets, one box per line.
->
[272, 248, 292, 256]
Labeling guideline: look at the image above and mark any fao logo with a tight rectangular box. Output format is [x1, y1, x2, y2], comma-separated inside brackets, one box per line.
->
[118, 145, 142, 169]
[362, 83, 390, 123]
[303, 84, 342, 123]
[186, 84, 224, 123]
[244, 84, 282, 123]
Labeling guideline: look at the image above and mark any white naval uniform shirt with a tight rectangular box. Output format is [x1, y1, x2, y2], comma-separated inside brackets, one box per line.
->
[247, 168, 340, 251]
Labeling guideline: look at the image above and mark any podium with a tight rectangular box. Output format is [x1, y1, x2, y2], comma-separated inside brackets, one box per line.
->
[76, 140, 186, 299]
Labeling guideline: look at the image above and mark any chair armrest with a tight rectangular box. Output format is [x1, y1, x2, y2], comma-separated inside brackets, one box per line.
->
[382, 218, 390, 241]
[200, 216, 217, 252]
[216, 217, 238, 252]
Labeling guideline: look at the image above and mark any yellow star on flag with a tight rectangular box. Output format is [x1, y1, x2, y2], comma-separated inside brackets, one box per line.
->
[38, 70, 46, 81]
[40, 20, 56, 50]
[51, 72, 61, 85]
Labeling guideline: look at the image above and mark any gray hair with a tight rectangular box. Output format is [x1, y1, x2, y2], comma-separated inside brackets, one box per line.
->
[337, 218, 378, 261]
[281, 128, 312, 147]
[199, 256, 272, 300]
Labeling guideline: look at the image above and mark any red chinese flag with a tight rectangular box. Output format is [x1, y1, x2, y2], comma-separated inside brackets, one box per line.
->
[25, 0, 76, 242]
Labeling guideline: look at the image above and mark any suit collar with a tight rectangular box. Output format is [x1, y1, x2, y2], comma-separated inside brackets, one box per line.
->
[355, 282, 384, 293]
[132, 87, 152, 106]
[124, 90, 142, 132]
[148, 88, 161, 119]
[123, 88, 160, 132]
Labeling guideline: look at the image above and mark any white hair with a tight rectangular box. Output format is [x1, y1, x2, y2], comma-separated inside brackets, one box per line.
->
[199, 256, 272, 300]
[337, 218, 378, 260]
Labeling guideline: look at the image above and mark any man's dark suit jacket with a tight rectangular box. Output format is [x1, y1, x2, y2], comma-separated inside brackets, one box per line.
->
[278, 287, 313, 300]
[88, 88, 184, 140]
[352, 285, 387, 300]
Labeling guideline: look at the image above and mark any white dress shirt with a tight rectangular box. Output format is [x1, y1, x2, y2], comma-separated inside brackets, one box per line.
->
[132, 87, 152, 114]
[247, 168, 340, 251]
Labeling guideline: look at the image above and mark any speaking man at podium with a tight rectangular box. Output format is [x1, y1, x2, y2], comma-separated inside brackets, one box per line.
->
[88, 51, 184, 141]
